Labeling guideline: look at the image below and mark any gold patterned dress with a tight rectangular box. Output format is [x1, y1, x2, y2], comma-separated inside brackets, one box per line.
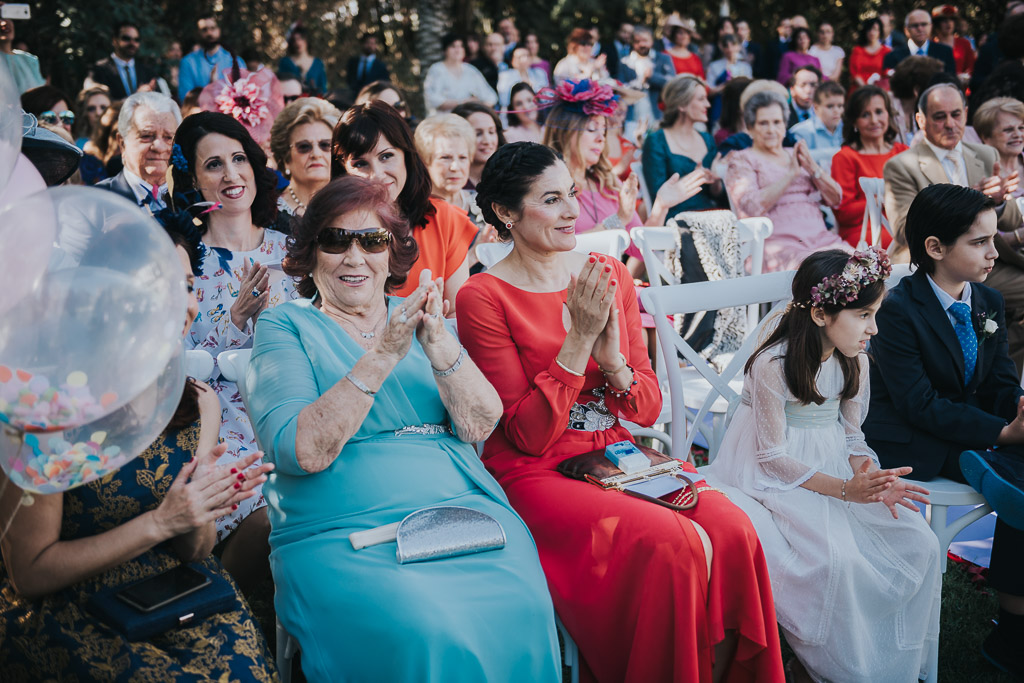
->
[0, 422, 277, 682]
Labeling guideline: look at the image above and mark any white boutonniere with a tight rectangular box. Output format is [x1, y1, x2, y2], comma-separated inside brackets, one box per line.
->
[975, 311, 999, 342]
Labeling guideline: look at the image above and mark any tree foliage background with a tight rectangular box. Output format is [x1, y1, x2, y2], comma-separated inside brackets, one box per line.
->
[17, 0, 1012, 115]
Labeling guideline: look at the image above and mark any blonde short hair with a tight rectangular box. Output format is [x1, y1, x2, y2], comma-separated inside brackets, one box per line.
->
[414, 113, 476, 165]
[269, 97, 342, 170]
[973, 97, 1024, 140]
[662, 74, 708, 127]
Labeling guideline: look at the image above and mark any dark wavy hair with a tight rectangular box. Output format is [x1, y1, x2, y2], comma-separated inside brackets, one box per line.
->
[857, 17, 883, 48]
[842, 85, 900, 149]
[745, 250, 887, 404]
[167, 112, 279, 232]
[283, 176, 418, 298]
[21, 85, 70, 116]
[331, 100, 436, 229]
[476, 142, 562, 241]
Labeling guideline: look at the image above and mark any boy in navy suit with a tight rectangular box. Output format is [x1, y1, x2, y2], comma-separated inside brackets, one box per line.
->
[864, 183, 1024, 676]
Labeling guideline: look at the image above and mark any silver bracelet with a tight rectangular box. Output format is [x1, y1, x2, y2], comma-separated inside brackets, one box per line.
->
[432, 346, 466, 377]
[345, 371, 376, 396]
[602, 213, 625, 231]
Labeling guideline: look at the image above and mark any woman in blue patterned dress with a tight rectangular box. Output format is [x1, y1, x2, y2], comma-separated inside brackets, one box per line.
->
[0, 232, 277, 681]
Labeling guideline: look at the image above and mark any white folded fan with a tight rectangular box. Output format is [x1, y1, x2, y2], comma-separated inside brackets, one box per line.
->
[349, 506, 506, 564]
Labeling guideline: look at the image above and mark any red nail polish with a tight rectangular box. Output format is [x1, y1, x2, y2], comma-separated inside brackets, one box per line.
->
[604, 265, 611, 273]
[232, 504, 238, 511]
[588, 256, 596, 263]
[230, 468, 237, 474]
[611, 279, 617, 286]
[598, 256, 606, 263]
[237, 473, 245, 480]
[234, 482, 241, 489]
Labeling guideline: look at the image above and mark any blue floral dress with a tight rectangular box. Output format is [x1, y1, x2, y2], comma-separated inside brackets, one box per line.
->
[0, 422, 277, 681]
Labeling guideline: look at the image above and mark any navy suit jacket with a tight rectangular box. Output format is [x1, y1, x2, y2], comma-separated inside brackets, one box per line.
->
[345, 55, 390, 91]
[94, 171, 137, 204]
[882, 41, 956, 75]
[617, 51, 676, 120]
[89, 58, 158, 100]
[864, 269, 1023, 480]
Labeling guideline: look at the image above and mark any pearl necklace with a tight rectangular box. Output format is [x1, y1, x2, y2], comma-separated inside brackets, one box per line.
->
[287, 185, 307, 212]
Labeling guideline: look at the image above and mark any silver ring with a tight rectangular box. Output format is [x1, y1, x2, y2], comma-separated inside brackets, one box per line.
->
[251, 288, 260, 298]
[398, 307, 408, 324]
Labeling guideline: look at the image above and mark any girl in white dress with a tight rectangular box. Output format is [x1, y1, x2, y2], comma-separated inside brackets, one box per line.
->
[704, 248, 942, 682]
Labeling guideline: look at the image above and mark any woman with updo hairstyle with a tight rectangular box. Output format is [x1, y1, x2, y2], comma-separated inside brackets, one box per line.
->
[641, 74, 724, 221]
[456, 141, 786, 683]
[270, 97, 342, 218]
[247, 174, 561, 683]
[504, 82, 544, 144]
[830, 86, 907, 248]
[332, 100, 478, 313]
[166, 111, 298, 590]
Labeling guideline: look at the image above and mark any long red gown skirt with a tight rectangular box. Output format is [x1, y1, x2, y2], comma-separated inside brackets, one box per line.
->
[457, 257, 785, 683]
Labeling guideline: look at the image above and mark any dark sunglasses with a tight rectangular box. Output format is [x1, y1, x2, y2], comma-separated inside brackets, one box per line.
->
[39, 110, 75, 126]
[118, 35, 140, 43]
[317, 228, 392, 254]
[292, 139, 332, 155]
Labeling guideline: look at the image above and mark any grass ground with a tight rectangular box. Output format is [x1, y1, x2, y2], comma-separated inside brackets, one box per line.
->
[243, 556, 1013, 682]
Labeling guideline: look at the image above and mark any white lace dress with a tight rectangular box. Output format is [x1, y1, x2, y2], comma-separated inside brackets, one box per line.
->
[703, 347, 941, 683]
[188, 229, 298, 541]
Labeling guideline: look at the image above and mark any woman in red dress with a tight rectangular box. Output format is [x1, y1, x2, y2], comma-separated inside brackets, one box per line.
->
[456, 141, 785, 683]
[830, 86, 907, 248]
[849, 18, 892, 92]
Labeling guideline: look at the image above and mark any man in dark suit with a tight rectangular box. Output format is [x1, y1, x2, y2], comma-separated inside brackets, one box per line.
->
[95, 92, 181, 212]
[882, 9, 957, 74]
[346, 33, 390, 92]
[470, 32, 507, 93]
[735, 20, 762, 77]
[88, 20, 158, 100]
[864, 183, 1024, 677]
[758, 17, 792, 80]
[879, 9, 908, 51]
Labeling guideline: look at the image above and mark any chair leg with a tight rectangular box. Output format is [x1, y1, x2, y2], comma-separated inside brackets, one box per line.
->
[276, 617, 299, 683]
[555, 614, 579, 683]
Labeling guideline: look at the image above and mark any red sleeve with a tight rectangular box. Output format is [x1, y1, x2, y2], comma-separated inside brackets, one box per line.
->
[830, 148, 865, 235]
[432, 199, 477, 278]
[456, 277, 588, 456]
[602, 259, 662, 425]
[849, 48, 868, 83]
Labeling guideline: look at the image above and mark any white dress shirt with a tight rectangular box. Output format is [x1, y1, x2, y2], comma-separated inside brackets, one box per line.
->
[926, 272, 972, 327]
[924, 138, 968, 186]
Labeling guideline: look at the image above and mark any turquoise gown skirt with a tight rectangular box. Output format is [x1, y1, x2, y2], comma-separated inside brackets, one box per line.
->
[249, 298, 560, 683]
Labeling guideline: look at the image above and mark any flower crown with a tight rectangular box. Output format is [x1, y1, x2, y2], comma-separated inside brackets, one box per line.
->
[535, 79, 620, 117]
[803, 247, 892, 308]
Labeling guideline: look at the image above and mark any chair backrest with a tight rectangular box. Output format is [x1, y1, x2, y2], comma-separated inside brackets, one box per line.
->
[475, 241, 514, 269]
[858, 176, 890, 248]
[640, 270, 796, 462]
[811, 146, 839, 173]
[574, 229, 630, 259]
[184, 349, 215, 382]
[630, 161, 653, 213]
[218, 349, 254, 405]
[887, 263, 913, 289]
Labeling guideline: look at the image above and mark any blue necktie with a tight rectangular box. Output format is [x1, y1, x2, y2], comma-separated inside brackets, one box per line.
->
[949, 302, 977, 385]
[916, 47, 926, 56]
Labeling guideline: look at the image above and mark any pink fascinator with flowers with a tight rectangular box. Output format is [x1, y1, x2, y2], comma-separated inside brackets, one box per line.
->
[199, 67, 284, 147]
[536, 79, 620, 117]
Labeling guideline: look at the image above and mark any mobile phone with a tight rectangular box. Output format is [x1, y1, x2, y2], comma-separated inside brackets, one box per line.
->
[115, 565, 211, 613]
[0, 4, 31, 20]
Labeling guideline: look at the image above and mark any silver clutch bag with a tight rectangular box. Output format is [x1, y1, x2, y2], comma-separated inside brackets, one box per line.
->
[348, 506, 506, 564]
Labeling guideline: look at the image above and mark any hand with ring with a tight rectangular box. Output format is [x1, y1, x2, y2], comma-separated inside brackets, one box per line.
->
[415, 269, 451, 352]
[375, 284, 428, 363]
[231, 259, 269, 330]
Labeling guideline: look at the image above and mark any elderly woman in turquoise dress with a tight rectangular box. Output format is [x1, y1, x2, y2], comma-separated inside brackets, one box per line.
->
[247, 175, 560, 683]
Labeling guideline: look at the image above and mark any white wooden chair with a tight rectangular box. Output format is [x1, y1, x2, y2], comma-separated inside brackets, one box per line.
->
[630, 161, 652, 214]
[184, 349, 214, 382]
[810, 146, 840, 174]
[573, 229, 630, 259]
[629, 219, 774, 438]
[475, 241, 513, 269]
[858, 177, 890, 249]
[640, 271, 796, 462]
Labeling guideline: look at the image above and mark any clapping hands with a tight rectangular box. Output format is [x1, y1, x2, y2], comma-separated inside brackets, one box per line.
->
[975, 160, 1020, 203]
[231, 259, 270, 330]
[566, 255, 621, 368]
[654, 168, 712, 209]
[616, 174, 640, 223]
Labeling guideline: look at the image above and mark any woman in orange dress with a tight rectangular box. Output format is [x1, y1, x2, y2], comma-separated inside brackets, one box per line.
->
[456, 141, 785, 683]
[331, 101, 478, 314]
[830, 86, 907, 248]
